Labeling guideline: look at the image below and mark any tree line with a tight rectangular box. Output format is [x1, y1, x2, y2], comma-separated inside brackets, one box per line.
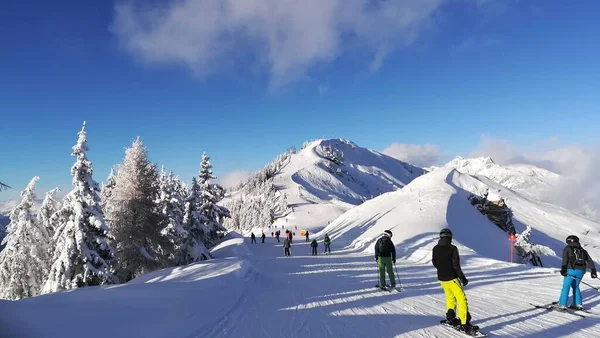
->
[0, 122, 229, 300]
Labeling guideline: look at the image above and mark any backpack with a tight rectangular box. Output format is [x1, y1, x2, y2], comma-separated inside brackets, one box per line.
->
[572, 247, 587, 266]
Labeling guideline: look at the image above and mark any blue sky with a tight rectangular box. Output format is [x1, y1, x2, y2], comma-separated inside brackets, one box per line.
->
[1, 0, 599, 200]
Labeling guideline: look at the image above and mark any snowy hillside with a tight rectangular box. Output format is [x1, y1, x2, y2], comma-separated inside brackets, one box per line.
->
[437, 156, 561, 195]
[318, 167, 600, 268]
[229, 138, 425, 233]
[274, 139, 425, 229]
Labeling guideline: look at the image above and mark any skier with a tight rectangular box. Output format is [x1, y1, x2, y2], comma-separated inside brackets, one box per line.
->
[556, 235, 597, 311]
[432, 228, 477, 334]
[374, 230, 396, 289]
[283, 237, 291, 256]
[305, 230, 310, 242]
[289, 231, 293, 244]
[250, 232, 256, 244]
[311, 239, 318, 256]
[275, 231, 280, 242]
[324, 234, 331, 254]
[261, 232, 266, 243]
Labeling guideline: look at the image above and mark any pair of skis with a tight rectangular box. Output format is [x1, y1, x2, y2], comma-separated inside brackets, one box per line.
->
[531, 302, 597, 318]
[374, 284, 402, 292]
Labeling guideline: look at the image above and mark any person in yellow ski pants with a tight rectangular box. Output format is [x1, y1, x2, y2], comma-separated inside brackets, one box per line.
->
[433, 228, 477, 334]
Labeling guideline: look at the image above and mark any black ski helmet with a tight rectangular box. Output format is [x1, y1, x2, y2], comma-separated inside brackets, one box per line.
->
[566, 235, 579, 244]
[440, 228, 453, 239]
[384, 230, 392, 237]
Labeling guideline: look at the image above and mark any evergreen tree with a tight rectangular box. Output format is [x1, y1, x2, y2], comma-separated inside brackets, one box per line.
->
[197, 152, 229, 245]
[42, 122, 117, 294]
[105, 138, 173, 282]
[181, 177, 211, 263]
[157, 167, 187, 264]
[100, 167, 117, 213]
[37, 187, 61, 236]
[0, 177, 50, 300]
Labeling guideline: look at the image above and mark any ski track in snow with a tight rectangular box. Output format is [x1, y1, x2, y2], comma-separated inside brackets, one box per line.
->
[3, 236, 600, 337]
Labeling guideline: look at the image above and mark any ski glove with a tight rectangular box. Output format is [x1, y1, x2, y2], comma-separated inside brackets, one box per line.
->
[560, 266, 567, 277]
[392, 258, 396, 264]
[592, 269, 597, 279]
[459, 275, 468, 286]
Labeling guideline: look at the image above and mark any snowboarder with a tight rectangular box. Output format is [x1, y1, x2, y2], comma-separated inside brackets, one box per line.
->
[432, 228, 476, 334]
[375, 230, 396, 289]
[305, 230, 310, 242]
[324, 234, 331, 253]
[261, 232, 266, 243]
[556, 235, 597, 311]
[283, 237, 291, 256]
[250, 232, 256, 244]
[311, 239, 318, 256]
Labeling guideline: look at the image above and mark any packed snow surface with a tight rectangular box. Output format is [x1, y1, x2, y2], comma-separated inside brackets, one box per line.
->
[2, 227, 600, 337]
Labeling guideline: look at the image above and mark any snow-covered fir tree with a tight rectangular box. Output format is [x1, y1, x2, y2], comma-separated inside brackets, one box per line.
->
[0, 176, 50, 300]
[37, 187, 61, 237]
[197, 152, 229, 245]
[100, 167, 117, 213]
[42, 122, 117, 294]
[105, 138, 173, 282]
[182, 176, 212, 263]
[157, 167, 188, 265]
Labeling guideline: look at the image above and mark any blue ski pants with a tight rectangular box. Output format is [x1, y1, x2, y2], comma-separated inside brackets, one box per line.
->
[558, 269, 585, 306]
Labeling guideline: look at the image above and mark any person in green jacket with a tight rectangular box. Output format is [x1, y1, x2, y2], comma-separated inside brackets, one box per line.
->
[324, 234, 331, 254]
[311, 239, 318, 256]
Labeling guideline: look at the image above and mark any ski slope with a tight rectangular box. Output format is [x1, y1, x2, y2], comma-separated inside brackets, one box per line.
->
[2, 232, 600, 338]
[318, 168, 600, 268]
[271, 139, 424, 231]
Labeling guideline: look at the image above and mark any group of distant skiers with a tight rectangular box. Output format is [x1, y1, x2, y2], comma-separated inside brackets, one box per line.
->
[249, 229, 331, 257]
[374, 228, 597, 335]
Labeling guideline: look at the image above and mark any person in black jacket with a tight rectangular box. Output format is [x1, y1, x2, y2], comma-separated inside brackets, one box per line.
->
[250, 232, 256, 244]
[374, 230, 396, 289]
[557, 235, 597, 310]
[432, 228, 476, 334]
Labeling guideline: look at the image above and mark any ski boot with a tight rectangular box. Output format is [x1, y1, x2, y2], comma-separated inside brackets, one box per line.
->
[569, 304, 585, 311]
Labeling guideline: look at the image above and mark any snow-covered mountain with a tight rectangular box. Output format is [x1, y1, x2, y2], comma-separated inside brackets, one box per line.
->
[438, 156, 560, 192]
[318, 167, 600, 266]
[242, 138, 425, 231]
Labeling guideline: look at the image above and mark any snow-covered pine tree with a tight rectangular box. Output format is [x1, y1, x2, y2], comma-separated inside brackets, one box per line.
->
[100, 167, 117, 213]
[42, 122, 117, 294]
[182, 176, 211, 263]
[197, 152, 229, 246]
[157, 166, 188, 265]
[105, 138, 173, 282]
[0, 176, 51, 300]
[37, 187, 61, 237]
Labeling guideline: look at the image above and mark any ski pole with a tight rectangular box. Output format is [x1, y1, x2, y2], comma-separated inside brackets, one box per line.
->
[394, 262, 402, 289]
[568, 274, 600, 292]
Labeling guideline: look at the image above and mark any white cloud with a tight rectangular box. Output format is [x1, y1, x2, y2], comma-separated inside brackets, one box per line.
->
[218, 170, 252, 189]
[382, 143, 440, 167]
[110, 0, 444, 88]
[469, 135, 600, 219]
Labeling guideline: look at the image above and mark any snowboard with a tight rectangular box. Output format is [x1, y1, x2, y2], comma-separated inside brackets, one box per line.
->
[440, 320, 486, 337]
[531, 303, 586, 318]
